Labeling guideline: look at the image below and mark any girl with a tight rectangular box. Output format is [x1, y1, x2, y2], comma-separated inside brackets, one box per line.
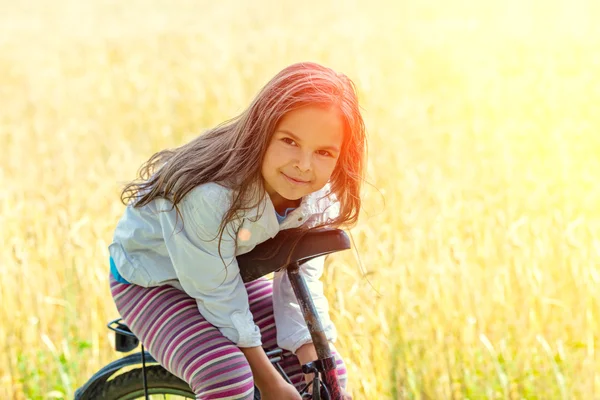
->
[109, 61, 366, 399]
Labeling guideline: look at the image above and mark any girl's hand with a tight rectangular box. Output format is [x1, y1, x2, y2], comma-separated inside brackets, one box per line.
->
[296, 343, 351, 399]
[258, 379, 302, 400]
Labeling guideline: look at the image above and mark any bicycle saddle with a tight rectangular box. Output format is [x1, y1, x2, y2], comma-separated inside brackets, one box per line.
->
[237, 228, 350, 282]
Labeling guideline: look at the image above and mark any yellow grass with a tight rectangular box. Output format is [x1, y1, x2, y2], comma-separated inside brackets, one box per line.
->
[1, 0, 599, 398]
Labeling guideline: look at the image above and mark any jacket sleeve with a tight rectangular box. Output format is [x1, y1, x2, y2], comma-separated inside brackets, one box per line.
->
[158, 186, 262, 348]
[272, 186, 341, 353]
[272, 255, 338, 353]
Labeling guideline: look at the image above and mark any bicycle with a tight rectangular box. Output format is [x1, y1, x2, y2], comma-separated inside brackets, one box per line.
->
[75, 228, 351, 400]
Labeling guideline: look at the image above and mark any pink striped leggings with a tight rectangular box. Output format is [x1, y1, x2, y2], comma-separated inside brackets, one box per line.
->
[109, 274, 347, 399]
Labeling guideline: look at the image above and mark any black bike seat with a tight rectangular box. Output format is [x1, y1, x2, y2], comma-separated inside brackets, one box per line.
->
[237, 229, 350, 282]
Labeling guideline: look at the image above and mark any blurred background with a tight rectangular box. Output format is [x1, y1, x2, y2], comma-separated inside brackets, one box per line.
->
[1, 0, 599, 398]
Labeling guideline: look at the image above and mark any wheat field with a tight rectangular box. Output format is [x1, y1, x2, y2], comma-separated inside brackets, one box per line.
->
[1, 0, 599, 399]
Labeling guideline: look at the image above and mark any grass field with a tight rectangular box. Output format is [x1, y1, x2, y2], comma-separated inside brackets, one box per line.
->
[1, 0, 599, 398]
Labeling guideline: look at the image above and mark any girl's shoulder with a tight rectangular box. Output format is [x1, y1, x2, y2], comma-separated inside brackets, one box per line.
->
[303, 184, 340, 224]
[309, 183, 338, 207]
[182, 182, 233, 210]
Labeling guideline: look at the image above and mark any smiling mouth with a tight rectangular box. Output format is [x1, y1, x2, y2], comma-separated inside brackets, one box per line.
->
[282, 172, 310, 184]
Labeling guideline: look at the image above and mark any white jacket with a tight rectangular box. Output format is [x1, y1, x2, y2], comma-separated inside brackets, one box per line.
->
[108, 181, 339, 353]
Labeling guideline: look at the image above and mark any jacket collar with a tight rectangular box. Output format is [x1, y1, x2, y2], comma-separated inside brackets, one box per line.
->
[238, 179, 334, 233]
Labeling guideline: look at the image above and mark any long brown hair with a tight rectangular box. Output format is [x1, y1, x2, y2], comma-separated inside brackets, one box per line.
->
[121, 61, 367, 258]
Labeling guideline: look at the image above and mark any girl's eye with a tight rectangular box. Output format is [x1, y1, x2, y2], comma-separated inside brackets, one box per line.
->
[281, 137, 297, 146]
[280, 137, 333, 157]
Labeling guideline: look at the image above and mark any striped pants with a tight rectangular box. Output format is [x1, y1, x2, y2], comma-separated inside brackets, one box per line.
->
[109, 274, 347, 399]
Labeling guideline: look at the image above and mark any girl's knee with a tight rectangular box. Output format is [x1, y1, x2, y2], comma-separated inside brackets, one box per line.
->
[188, 350, 255, 399]
[330, 347, 349, 389]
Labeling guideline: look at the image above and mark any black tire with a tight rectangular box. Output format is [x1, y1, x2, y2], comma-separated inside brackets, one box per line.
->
[87, 365, 261, 399]
[86, 366, 193, 399]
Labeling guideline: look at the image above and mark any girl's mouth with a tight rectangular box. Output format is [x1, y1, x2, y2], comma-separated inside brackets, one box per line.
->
[282, 172, 310, 185]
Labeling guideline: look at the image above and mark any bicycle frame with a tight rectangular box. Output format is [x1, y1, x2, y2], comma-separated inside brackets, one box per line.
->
[287, 260, 343, 400]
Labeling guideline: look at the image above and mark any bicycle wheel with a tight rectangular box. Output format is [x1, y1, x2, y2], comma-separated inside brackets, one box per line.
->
[86, 365, 262, 399]
[86, 366, 193, 399]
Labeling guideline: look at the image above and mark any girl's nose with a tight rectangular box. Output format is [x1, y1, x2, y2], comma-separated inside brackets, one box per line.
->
[295, 152, 312, 172]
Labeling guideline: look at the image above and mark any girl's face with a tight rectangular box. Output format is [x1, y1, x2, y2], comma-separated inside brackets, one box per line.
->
[261, 105, 344, 212]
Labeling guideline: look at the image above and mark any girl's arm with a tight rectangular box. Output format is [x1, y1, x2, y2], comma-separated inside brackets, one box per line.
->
[295, 342, 318, 364]
[240, 346, 285, 389]
[159, 184, 262, 348]
[271, 254, 338, 353]
[241, 347, 302, 399]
